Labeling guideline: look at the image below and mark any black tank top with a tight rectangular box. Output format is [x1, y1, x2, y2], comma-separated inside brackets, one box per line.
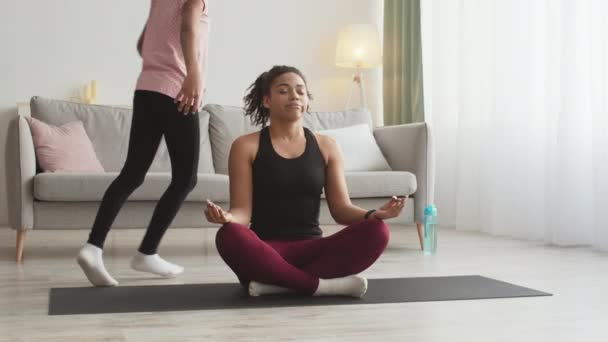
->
[250, 126, 326, 240]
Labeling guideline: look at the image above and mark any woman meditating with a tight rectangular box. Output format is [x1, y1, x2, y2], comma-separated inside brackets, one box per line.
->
[205, 65, 405, 298]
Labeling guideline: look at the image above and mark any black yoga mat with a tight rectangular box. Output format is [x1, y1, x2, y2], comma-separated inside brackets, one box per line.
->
[49, 275, 551, 315]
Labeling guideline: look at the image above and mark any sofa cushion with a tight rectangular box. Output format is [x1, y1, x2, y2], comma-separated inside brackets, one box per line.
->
[33, 171, 415, 202]
[205, 104, 259, 175]
[206, 104, 373, 175]
[305, 107, 373, 131]
[34, 172, 229, 202]
[25, 117, 105, 173]
[29, 97, 215, 174]
[335, 171, 417, 198]
[318, 124, 391, 171]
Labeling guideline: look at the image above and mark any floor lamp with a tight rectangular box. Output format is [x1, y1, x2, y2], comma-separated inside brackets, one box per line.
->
[335, 24, 382, 110]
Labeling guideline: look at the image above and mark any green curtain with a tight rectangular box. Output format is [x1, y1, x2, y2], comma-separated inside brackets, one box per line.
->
[383, 0, 425, 125]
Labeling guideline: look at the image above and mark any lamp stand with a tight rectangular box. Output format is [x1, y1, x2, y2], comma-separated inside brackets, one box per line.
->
[345, 67, 367, 110]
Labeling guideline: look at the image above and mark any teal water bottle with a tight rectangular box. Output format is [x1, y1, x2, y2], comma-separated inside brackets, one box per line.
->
[423, 204, 438, 255]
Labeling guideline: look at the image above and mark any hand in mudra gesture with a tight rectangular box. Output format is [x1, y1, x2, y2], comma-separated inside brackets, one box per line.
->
[372, 196, 407, 220]
[204, 200, 233, 224]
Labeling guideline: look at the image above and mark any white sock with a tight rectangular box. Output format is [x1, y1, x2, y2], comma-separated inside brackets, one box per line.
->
[248, 281, 294, 297]
[130, 252, 184, 278]
[76, 243, 118, 287]
[313, 275, 368, 298]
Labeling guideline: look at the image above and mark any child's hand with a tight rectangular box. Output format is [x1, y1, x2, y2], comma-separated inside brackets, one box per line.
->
[175, 72, 202, 115]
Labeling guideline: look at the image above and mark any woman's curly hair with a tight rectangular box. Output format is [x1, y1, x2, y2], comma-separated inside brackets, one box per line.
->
[243, 65, 313, 127]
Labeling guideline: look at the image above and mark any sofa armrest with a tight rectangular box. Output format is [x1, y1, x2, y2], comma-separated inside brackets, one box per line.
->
[373, 122, 435, 223]
[7, 116, 35, 230]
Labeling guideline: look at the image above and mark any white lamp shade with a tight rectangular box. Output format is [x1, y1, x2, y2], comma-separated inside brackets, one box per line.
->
[335, 24, 382, 69]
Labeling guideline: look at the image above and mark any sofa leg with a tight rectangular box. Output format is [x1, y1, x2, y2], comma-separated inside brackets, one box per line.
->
[16, 230, 26, 263]
[416, 223, 424, 251]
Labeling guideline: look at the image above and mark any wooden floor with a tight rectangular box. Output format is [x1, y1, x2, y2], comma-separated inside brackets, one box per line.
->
[1, 225, 606, 341]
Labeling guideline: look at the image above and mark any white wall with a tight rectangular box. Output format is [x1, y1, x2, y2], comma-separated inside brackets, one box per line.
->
[0, 0, 383, 226]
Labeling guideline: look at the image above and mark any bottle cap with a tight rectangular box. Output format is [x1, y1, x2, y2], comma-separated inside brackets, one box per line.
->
[424, 204, 437, 216]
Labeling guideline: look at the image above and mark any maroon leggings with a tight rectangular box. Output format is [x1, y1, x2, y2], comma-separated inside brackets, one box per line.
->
[215, 219, 390, 295]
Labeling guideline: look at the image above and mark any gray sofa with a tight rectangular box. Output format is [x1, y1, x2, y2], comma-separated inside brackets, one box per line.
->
[7, 97, 434, 262]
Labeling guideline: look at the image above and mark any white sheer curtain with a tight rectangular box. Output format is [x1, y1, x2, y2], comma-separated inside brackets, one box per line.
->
[420, 0, 608, 250]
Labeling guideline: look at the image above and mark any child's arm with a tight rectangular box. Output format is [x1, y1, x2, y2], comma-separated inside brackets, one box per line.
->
[176, 0, 205, 114]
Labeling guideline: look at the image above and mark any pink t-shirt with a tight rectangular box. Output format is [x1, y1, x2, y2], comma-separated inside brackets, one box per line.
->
[135, 0, 209, 99]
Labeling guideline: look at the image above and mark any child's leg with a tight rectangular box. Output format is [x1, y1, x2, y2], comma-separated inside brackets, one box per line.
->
[79, 91, 164, 287]
[132, 94, 200, 277]
[138, 99, 200, 256]
[87, 91, 165, 250]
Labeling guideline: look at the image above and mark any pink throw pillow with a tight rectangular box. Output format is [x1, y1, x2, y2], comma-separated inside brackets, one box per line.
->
[25, 117, 105, 173]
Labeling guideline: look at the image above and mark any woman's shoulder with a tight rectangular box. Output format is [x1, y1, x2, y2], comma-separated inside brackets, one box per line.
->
[312, 132, 339, 163]
[232, 131, 261, 147]
[313, 132, 338, 150]
[231, 131, 262, 158]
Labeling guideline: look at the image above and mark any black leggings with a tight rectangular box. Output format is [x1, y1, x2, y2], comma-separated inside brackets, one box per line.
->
[88, 90, 200, 254]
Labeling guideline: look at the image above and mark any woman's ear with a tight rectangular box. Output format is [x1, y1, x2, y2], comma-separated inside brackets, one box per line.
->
[263, 95, 271, 109]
